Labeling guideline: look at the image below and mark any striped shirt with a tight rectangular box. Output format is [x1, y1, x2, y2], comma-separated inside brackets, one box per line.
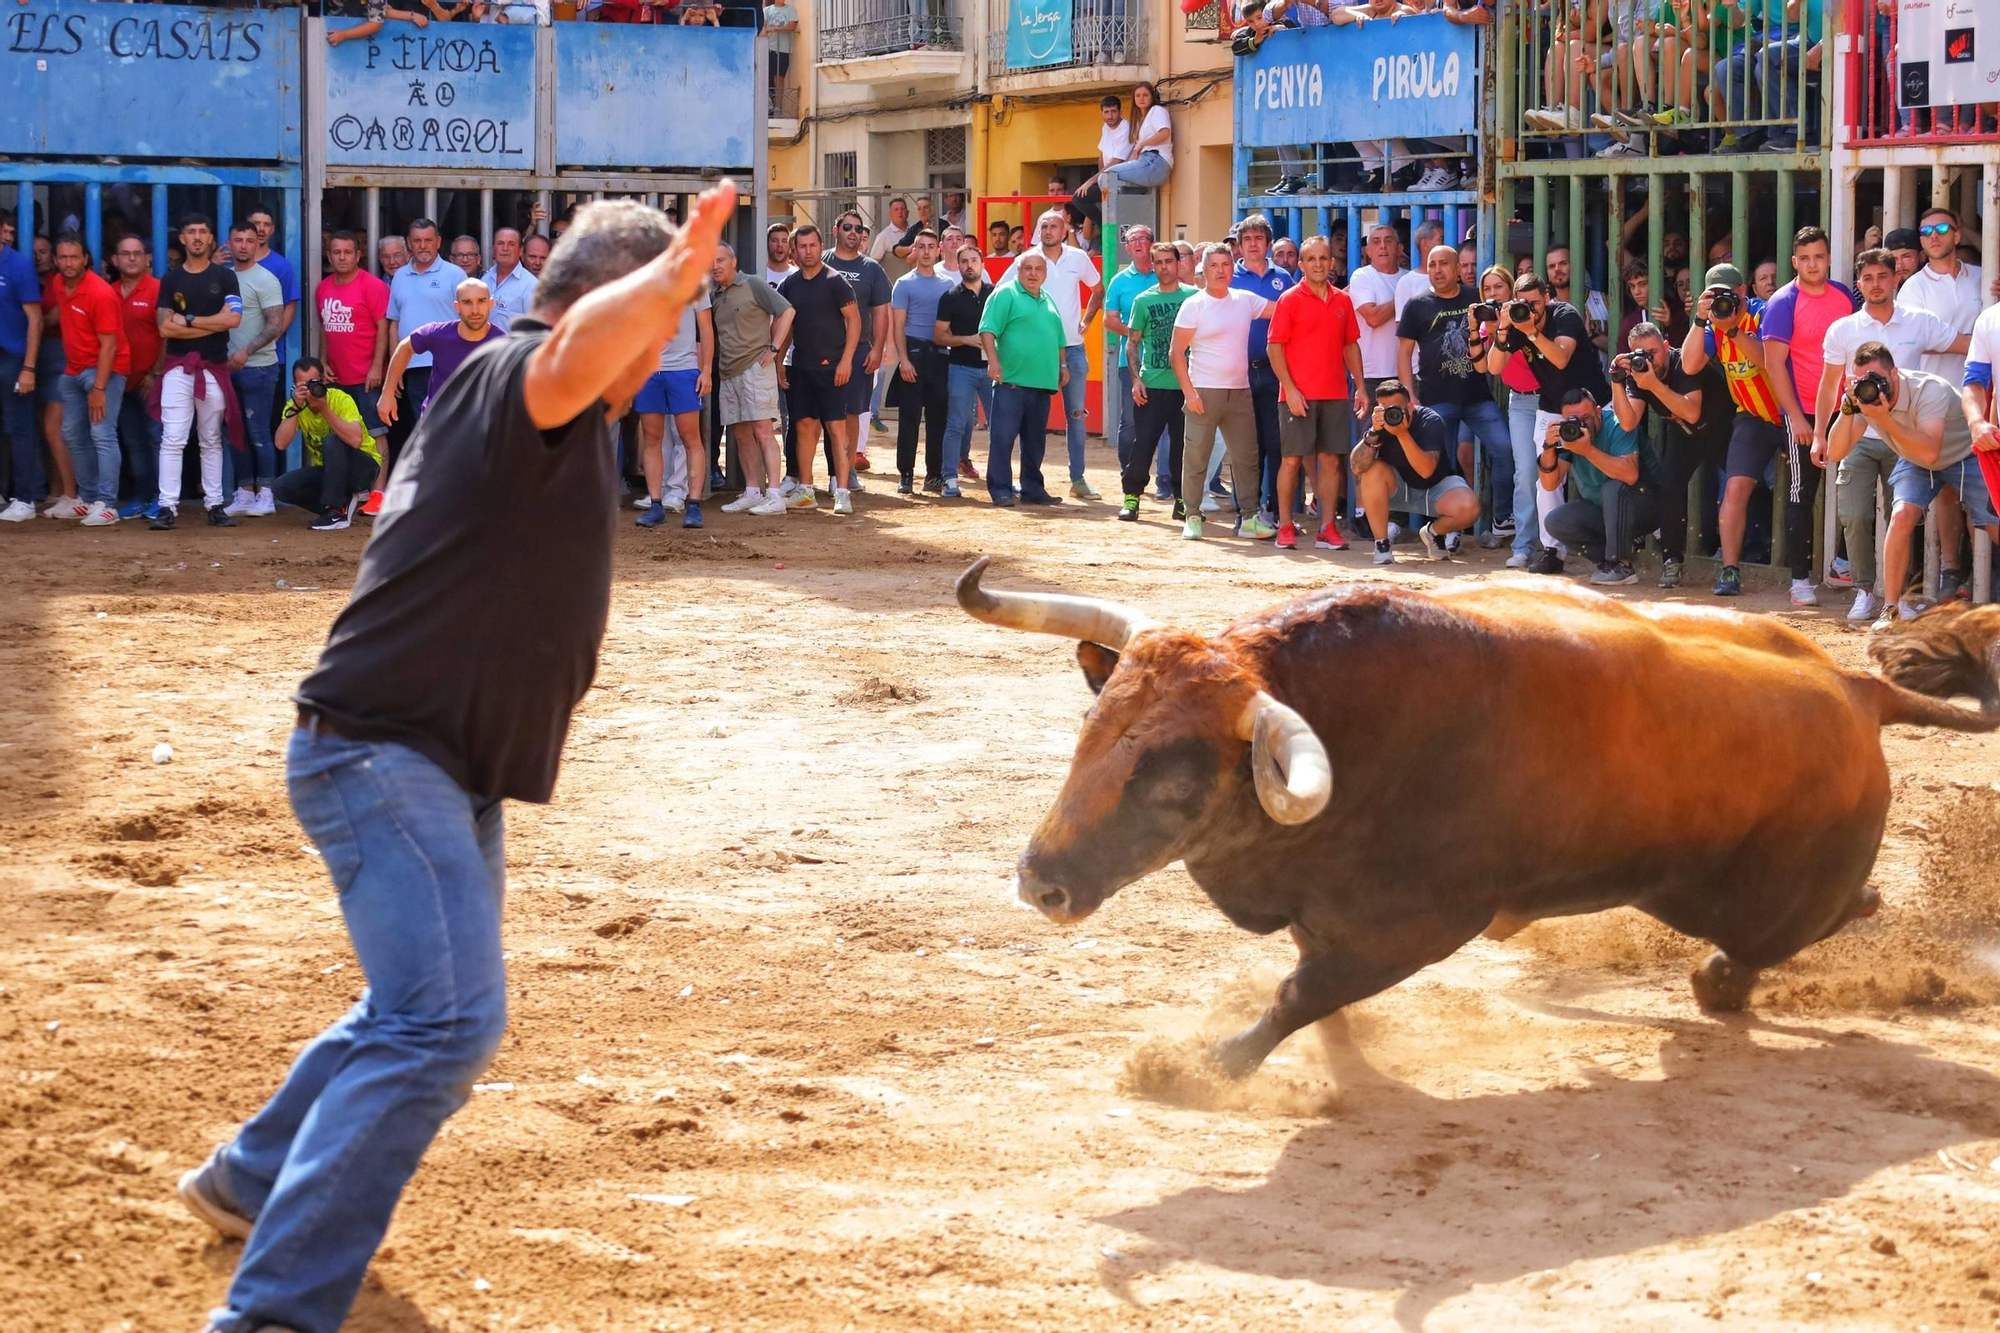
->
[1703, 298, 1783, 424]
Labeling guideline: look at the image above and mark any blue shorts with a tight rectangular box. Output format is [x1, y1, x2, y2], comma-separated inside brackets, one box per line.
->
[636, 368, 701, 417]
[1890, 455, 1998, 528]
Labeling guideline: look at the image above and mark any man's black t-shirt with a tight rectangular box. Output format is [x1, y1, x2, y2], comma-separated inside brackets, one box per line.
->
[778, 266, 857, 371]
[1378, 403, 1461, 490]
[1630, 347, 1734, 439]
[1395, 286, 1485, 408]
[158, 262, 242, 362]
[295, 318, 615, 804]
[936, 280, 993, 368]
[821, 251, 889, 354]
[1525, 300, 1611, 412]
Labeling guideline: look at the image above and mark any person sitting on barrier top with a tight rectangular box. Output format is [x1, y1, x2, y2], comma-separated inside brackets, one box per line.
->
[1825, 340, 1997, 630]
[327, 0, 432, 48]
[1237, 0, 1334, 196]
[1543, 382, 1665, 587]
[1348, 376, 1479, 565]
[1065, 96, 1132, 231]
[1611, 318, 1730, 589]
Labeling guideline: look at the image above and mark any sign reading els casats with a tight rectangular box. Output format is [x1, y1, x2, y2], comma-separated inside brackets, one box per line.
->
[1235, 13, 1478, 148]
[325, 20, 533, 170]
[0, 0, 297, 161]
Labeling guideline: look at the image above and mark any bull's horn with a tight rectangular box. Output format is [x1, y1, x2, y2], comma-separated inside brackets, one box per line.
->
[1237, 691, 1332, 826]
[955, 557, 1157, 650]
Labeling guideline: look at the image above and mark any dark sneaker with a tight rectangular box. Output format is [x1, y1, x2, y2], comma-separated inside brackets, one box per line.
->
[1658, 557, 1682, 589]
[206, 504, 236, 528]
[636, 500, 667, 528]
[1020, 492, 1062, 506]
[991, 493, 1018, 508]
[149, 505, 178, 530]
[178, 1149, 253, 1240]
[1939, 568, 1966, 601]
[309, 508, 351, 532]
[922, 475, 945, 494]
[682, 499, 703, 529]
[1118, 495, 1140, 522]
[896, 473, 915, 495]
[1171, 499, 1186, 521]
[1713, 564, 1743, 597]
[1591, 560, 1638, 586]
[1528, 549, 1565, 575]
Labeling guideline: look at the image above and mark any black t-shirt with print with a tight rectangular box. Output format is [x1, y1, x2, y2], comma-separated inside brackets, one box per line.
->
[158, 262, 242, 362]
[1396, 287, 1486, 408]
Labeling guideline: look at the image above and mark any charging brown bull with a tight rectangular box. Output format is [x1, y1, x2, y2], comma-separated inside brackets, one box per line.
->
[957, 560, 2000, 1079]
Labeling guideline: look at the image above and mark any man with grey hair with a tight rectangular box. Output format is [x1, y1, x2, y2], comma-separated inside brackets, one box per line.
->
[448, 234, 482, 278]
[375, 234, 407, 280]
[708, 240, 794, 516]
[1001, 208, 1104, 498]
[1394, 219, 1445, 317]
[481, 225, 537, 329]
[177, 185, 737, 1333]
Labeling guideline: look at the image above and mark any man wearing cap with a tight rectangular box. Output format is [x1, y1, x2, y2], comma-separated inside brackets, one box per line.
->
[1680, 262, 1779, 598]
[1884, 229, 1923, 288]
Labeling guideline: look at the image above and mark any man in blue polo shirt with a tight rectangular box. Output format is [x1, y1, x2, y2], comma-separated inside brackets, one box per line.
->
[0, 232, 42, 519]
[374, 218, 459, 513]
[1231, 213, 1291, 526]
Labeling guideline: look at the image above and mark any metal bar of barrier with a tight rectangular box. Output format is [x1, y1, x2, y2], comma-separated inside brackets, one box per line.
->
[84, 184, 101, 270]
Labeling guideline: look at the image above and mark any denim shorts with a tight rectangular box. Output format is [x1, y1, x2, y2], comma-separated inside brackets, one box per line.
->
[1890, 455, 1998, 527]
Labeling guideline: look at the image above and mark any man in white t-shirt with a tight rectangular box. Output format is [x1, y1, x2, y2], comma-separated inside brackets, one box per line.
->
[1173, 244, 1278, 541]
[1393, 220, 1444, 318]
[1001, 210, 1103, 497]
[1346, 223, 1407, 382]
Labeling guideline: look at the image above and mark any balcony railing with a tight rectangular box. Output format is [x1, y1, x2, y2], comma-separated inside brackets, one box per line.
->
[818, 0, 961, 60]
[1846, 0, 1998, 147]
[986, 0, 1146, 76]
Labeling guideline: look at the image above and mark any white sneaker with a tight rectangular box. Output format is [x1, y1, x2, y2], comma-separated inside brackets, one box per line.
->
[721, 489, 763, 513]
[80, 500, 118, 527]
[1386, 521, 1403, 544]
[0, 498, 35, 522]
[1505, 551, 1530, 569]
[1416, 522, 1444, 560]
[222, 486, 256, 516]
[43, 495, 85, 519]
[1847, 589, 1882, 623]
[848, 472, 866, 493]
[633, 494, 654, 510]
[749, 492, 788, 516]
[249, 487, 276, 517]
[662, 496, 686, 514]
[1413, 165, 1457, 191]
[1790, 578, 1818, 607]
[833, 488, 853, 516]
[1200, 494, 1223, 514]
[786, 485, 816, 510]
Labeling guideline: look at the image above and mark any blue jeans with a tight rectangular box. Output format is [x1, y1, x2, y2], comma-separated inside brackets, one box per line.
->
[209, 727, 507, 1333]
[0, 346, 38, 502]
[943, 362, 993, 478]
[1752, 36, 1815, 147]
[1431, 395, 1512, 537]
[119, 390, 161, 505]
[58, 366, 126, 506]
[230, 362, 282, 488]
[1507, 390, 1542, 557]
[1102, 150, 1172, 190]
[988, 381, 1053, 501]
[1060, 344, 1089, 482]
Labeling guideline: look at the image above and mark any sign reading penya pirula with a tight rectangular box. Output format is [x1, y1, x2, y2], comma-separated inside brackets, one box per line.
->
[1234, 13, 1478, 148]
[324, 21, 535, 169]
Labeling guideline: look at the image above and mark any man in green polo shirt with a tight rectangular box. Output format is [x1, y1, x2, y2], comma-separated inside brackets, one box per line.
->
[977, 252, 1068, 507]
[271, 355, 379, 530]
[1122, 242, 1194, 520]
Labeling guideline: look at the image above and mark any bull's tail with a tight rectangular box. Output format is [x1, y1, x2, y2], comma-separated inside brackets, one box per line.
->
[1867, 604, 2000, 733]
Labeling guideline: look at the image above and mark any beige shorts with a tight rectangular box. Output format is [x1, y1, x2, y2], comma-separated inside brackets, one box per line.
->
[719, 361, 780, 427]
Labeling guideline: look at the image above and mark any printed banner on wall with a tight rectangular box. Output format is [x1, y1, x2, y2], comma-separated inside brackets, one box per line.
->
[1897, 0, 1999, 108]
[0, 0, 297, 161]
[324, 22, 535, 169]
[1006, 0, 1072, 70]
[1234, 13, 1478, 148]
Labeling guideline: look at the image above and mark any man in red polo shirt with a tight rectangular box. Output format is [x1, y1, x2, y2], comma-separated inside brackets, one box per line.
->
[112, 234, 164, 518]
[46, 234, 130, 524]
[1266, 234, 1367, 551]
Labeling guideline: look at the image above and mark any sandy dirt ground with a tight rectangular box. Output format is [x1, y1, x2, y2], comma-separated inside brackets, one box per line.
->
[6, 440, 2000, 1333]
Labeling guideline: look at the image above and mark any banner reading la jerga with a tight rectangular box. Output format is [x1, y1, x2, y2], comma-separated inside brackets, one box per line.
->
[1896, 0, 1998, 109]
[1234, 13, 1478, 148]
[1006, 0, 1071, 70]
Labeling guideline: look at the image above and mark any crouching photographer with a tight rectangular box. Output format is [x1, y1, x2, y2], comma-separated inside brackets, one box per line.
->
[1541, 387, 1666, 586]
[270, 356, 379, 531]
[1349, 378, 1480, 566]
[1825, 341, 1999, 628]
[1610, 321, 1732, 588]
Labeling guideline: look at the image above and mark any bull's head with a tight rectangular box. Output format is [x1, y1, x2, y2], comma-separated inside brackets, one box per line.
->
[956, 558, 1332, 923]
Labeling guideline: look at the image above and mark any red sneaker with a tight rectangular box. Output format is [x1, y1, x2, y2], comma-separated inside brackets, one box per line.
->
[359, 490, 384, 516]
[1275, 522, 1298, 550]
[958, 458, 981, 481]
[853, 452, 872, 473]
[1313, 523, 1348, 551]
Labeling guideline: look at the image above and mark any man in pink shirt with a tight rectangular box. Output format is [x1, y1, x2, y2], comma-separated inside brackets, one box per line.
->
[314, 229, 390, 446]
[1759, 225, 1858, 607]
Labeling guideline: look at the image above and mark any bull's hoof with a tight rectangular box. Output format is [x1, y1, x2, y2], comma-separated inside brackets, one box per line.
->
[1690, 950, 1758, 1013]
[1206, 1032, 1269, 1081]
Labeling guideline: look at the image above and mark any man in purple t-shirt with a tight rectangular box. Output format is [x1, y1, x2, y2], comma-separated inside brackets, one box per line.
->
[380, 276, 505, 427]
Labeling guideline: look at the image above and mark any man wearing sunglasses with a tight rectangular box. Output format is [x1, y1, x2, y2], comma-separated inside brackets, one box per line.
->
[822, 211, 891, 488]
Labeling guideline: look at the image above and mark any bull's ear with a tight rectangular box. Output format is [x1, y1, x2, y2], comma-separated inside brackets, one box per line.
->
[1076, 642, 1121, 695]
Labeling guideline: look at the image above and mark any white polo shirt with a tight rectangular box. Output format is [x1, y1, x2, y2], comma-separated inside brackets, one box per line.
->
[1897, 259, 1985, 383]
[1001, 244, 1100, 348]
[1821, 302, 1961, 440]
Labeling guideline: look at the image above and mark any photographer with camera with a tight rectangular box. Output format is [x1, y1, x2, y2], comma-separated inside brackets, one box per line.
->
[1540, 386, 1666, 586]
[1679, 263, 1785, 598]
[1811, 248, 1969, 623]
[270, 356, 377, 531]
[1479, 272, 1609, 575]
[1610, 321, 1732, 588]
[1824, 341, 1997, 630]
[1348, 378, 1479, 566]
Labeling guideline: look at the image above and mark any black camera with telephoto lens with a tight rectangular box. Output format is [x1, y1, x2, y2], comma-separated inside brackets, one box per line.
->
[1380, 404, 1407, 428]
[303, 378, 326, 399]
[1612, 350, 1652, 385]
[1472, 302, 1500, 325]
[1706, 286, 1739, 322]
[1842, 370, 1890, 415]
[1558, 418, 1588, 444]
[1507, 298, 1535, 325]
